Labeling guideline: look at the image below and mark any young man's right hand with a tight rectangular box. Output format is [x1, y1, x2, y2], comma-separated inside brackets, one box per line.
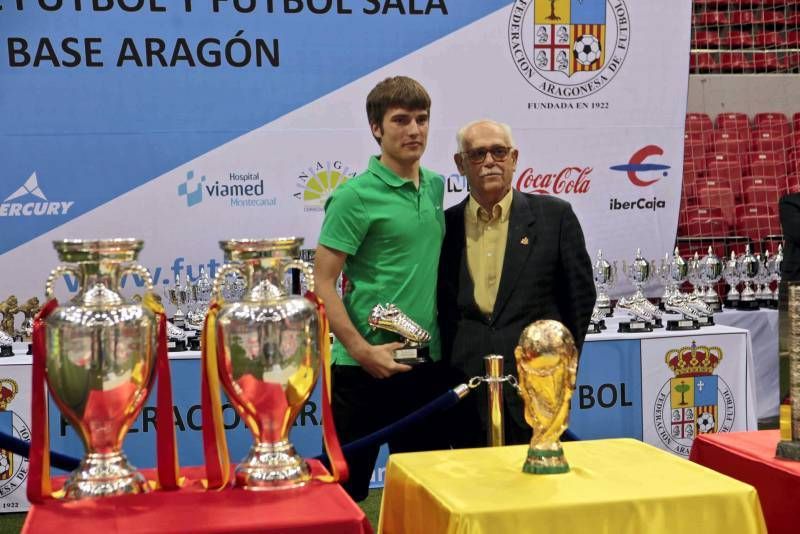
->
[353, 341, 412, 379]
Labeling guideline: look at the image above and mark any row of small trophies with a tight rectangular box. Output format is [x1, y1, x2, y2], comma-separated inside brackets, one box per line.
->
[589, 244, 783, 333]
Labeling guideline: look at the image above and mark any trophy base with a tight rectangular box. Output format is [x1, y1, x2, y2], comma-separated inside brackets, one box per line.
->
[26, 343, 32, 355]
[586, 321, 605, 335]
[235, 440, 311, 490]
[652, 317, 663, 328]
[394, 345, 431, 366]
[723, 298, 739, 309]
[666, 318, 700, 331]
[696, 315, 715, 327]
[704, 301, 722, 313]
[168, 338, 187, 352]
[63, 451, 149, 499]
[776, 440, 800, 461]
[618, 320, 653, 333]
[186, 333, 201, 351]
[522, 445, 569, 475]
[0, 345, 12, 358]
[737, 299, 760, 310]
[769, 299, 779, 309]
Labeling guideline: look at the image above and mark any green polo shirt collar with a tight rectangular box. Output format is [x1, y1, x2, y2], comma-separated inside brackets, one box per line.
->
[369, 155, 424, 189]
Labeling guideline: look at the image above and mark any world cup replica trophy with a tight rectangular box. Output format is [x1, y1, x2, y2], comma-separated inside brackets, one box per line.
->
[43, 239, 157, 498]
[514, 320, 578, 474]
[212, 238, 319, 489]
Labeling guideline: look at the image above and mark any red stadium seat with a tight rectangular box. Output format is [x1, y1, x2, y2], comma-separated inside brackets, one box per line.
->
[693, 30, 721, 48]
[729, 10, 754, 26]
[753, 112, 790, 135]
[787, 30, 800, 47]
[686, 113, 713, 134]
[694, 11, 730, 26]
[751, 130, 788, 152]
[686, 217, 730, 237]
[741, 175, 780, 193]
[788, 11, 800, 26]
[749, 151, 787, 178]
[716, 113, 750, 133]
[718, 52, 751, 72]
[698, 186, 736, 226]
[707, 157, 745, 193]
[721, 30, 754, 48]
[743, 185, 781, 209]
[751, 52, 785, 72]
[735, 204, 773, 219]
[685, 139, 708, 160]
[735, 214, 781, 241]
[784, 173, 800, 194]
[753, 31, 781, 48]
[761, 10, 785, 25]
[690, 52, 718, 73]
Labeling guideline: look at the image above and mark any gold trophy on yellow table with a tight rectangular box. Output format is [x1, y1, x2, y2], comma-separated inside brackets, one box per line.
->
[514, 320, 578, 474]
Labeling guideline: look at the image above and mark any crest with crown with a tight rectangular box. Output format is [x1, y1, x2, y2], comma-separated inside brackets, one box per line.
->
[0, 379, 18, 411]
[664, 341, 723, 377]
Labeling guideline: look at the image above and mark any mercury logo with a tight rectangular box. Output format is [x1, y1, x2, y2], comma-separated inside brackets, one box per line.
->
[0, 172, 75, 217]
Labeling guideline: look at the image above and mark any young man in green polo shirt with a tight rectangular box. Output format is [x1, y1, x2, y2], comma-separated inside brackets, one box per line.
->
[314, 76, 448, 501]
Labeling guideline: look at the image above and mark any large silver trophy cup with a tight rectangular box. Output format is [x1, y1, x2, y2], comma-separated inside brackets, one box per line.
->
[44, 239, 157, 499]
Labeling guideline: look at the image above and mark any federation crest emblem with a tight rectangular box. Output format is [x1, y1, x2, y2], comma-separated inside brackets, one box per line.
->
[653, 341, 735, 456]
[508, 0, 630, 99]
[0, 378, 31, 497]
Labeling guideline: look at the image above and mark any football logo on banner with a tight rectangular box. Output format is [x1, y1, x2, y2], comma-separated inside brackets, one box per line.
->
[653, 341, 735, 456]
[508, 0, 630, 99]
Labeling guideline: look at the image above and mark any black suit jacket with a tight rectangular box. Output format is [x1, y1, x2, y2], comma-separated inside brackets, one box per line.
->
[438, 189, 596, 431]
[780, 193, 800, 282]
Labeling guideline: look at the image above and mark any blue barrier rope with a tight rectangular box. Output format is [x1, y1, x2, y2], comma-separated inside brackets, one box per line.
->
[0, 432, 80, 472]
[314, 386, 465, 463]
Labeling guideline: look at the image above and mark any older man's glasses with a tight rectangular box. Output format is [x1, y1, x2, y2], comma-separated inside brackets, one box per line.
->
[462, 146, 513, 164]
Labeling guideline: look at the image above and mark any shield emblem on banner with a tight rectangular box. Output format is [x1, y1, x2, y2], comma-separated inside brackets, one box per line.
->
[533, 0, 606, 77]
[653, 341, 734, 456]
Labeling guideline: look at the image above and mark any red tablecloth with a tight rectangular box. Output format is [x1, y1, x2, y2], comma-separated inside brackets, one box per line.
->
[690, 430, 800, 534]
[22, 460, 372, 534]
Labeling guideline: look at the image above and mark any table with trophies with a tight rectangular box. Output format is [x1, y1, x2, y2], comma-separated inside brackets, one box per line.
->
[0, 238, 371, 533]
[569, 247, 770, 455]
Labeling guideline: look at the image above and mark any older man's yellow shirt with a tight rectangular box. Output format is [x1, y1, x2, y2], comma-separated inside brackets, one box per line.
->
[465, 189, 513, 315]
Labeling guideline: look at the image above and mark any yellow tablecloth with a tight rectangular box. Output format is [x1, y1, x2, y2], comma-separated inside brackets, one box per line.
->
[378, 438, 766, 534]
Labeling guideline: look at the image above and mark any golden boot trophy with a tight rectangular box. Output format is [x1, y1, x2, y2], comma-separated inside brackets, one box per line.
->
[514, 320, 578, 474]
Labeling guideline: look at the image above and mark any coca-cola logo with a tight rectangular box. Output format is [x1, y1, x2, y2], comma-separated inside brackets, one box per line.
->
[515, 166, 592, 195]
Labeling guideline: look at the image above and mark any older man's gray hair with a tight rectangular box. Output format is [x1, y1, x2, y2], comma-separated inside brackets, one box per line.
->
[455, 120, 516, 152]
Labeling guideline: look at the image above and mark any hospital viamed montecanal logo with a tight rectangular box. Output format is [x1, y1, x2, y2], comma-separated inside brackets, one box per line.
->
[508, 0, 630, 99]
[294, 160, 356, 212]
[653, 341, 735, 457]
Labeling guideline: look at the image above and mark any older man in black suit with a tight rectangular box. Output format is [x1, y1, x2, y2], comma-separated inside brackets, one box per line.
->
[438, 119, 596, 447]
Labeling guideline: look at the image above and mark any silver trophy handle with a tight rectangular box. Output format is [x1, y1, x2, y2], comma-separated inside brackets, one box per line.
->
[45, 265, 81, 300]
[212, 264, 246, 299]
[280, 259, 315, 293]
[117, 264, 154, 292]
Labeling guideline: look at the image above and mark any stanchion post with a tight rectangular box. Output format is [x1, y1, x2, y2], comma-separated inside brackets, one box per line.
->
[484, 354, 505, 447]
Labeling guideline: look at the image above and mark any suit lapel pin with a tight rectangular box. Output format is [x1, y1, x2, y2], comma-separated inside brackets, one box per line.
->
[520, 236, 529, 246]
